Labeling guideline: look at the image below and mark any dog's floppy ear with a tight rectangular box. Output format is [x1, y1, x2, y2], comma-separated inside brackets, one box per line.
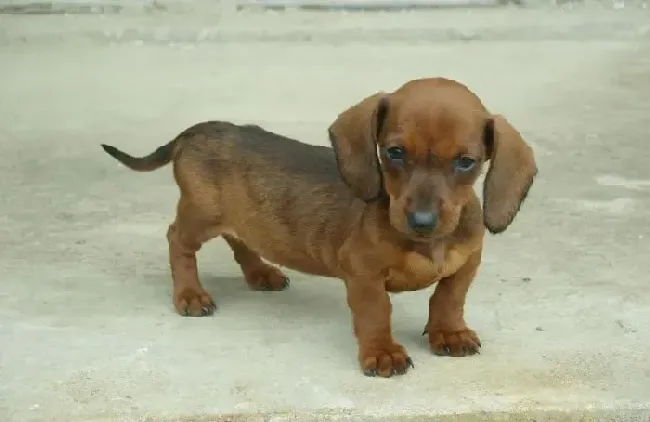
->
[482, 114, 538, 234]
[328, 92, 389, 202]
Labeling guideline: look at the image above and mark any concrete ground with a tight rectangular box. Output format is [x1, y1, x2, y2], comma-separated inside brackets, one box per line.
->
[1, 4, 650, 421]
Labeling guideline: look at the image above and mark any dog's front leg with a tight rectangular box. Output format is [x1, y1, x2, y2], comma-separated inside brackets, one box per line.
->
[424, 249, 482, 357]
[346, 278, 413, 377]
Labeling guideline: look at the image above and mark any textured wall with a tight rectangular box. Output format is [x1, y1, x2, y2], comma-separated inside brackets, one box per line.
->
[0, 0, 637, 15]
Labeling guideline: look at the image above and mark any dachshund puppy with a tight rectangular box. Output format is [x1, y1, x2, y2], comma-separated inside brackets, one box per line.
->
[101, 77, 537, 378]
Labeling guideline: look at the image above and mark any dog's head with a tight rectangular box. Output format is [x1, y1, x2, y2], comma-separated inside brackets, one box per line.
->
[328, 78, 537, 241]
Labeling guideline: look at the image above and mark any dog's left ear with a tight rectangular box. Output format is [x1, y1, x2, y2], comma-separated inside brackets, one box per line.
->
[482, 114, 538, 234]
[328, 92, 389, 202]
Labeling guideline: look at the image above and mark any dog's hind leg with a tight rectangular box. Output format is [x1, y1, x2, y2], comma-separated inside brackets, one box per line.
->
[167, 195, 221, 317]
[222, 234, 290, 291]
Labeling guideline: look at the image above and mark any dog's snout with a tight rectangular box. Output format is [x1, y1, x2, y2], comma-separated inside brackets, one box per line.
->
[407, 211, 438, 233]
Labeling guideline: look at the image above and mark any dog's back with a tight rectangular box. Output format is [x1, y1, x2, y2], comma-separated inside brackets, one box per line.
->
[183, 121, 341, 185]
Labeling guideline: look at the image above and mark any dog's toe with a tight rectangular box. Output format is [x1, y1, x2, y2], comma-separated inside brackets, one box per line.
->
[427, 328, 481, 357]
[360, 343, 413, 378]
[174, 287, 216, 317]
[244, 264, 291, 291]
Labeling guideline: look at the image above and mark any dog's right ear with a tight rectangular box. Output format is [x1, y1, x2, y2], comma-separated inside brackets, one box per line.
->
[327, 93, 389, 202]
[482, 114, 537, 234]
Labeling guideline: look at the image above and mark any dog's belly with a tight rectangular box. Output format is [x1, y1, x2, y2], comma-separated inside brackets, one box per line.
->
[259, 250, 335, 278]
[222, 229, 336, 278]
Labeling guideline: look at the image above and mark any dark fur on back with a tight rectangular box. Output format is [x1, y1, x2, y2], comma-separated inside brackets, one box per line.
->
[181, 121, 342, 186]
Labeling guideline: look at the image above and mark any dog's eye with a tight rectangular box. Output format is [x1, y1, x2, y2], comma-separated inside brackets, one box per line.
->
[386, 146, 405, 164]
[454, 156, 476, 173]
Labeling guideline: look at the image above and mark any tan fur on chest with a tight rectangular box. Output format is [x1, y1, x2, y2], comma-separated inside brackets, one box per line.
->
[385, 246, 468, 293]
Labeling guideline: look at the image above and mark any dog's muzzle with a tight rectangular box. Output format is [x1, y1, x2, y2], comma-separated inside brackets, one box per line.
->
[407, 211, 438, 235]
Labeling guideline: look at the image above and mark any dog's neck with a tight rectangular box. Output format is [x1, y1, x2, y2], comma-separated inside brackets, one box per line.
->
[408, 241, 431, 256]
[406, 238, 448, 261]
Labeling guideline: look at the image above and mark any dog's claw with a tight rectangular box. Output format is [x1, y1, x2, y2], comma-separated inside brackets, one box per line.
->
[364, 368, 377, 377]
[433, 345, 451, 356]
[421, 327, 428, 336]
[201, 306, 215, 316]
[281, 277, 290, 290]
[462, 345, 480, 356]
[181, 308, 189, 317]
[406, 357, 415, 368]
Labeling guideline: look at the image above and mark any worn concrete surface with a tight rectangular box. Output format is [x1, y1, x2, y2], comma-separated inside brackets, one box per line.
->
[1, 6, 650, 422]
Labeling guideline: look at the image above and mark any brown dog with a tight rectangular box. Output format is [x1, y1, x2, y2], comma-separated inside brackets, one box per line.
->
[101, 77, 537, 378]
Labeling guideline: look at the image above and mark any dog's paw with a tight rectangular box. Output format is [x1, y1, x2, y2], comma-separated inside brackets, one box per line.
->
[243, 263, 290, 291]
[359, 342, 414, 378]
[423, 327, 481, 357]
[174, 287, 216, 317]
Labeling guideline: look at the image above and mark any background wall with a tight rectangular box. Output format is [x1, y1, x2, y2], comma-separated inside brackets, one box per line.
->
[0, 0, 639, 13]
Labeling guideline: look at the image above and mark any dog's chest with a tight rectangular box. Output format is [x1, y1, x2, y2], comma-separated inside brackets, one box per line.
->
[384, 245, 467, 293]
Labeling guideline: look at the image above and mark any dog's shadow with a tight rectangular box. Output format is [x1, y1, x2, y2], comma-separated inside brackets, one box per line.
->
[141, 270, 431, 359]
[204, 273, 360, 358]
[202, 272, 342, 312]
[208, 274, 429, 344]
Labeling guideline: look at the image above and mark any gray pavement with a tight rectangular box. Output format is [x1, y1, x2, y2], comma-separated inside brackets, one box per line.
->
[1, 6, 650, 421]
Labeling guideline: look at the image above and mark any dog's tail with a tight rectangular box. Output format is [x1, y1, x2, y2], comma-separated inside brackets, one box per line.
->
[101, 139, 178, 172]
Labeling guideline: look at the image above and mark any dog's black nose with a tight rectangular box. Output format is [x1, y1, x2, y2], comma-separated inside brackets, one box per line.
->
[407, 211, 438, 233]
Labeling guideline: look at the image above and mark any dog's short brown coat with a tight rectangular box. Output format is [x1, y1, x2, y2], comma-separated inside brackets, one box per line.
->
[102, 77, 537, 378]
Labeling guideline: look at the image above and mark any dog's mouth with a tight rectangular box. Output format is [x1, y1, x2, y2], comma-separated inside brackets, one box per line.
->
[409, 226, 453, 243]
[412, 234, 435, 242]
[392, 223, 439, 242]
